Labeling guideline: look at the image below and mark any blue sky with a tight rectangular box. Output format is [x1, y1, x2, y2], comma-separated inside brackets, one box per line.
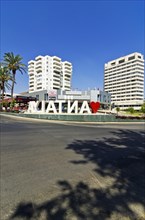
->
[1, 0, 144, 93]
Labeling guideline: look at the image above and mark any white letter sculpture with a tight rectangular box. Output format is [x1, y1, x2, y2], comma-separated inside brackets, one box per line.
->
[27, 101, 40, 113]
[79, 101, 91, 114]
[46, 101, 57, 113]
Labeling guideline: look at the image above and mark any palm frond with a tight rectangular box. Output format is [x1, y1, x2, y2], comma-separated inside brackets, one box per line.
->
[4, 52, 26, 73]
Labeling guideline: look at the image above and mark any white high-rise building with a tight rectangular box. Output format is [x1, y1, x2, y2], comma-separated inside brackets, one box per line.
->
[28, 55, 72, 93]
[104, 52, 144, 110]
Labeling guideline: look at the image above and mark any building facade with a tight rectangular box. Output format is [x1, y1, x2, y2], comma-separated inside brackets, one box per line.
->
[28, 55, 72, 93]
[57, 89, 111, 109]
[104, 52, 144, 110]
[25, 88, 111, 110]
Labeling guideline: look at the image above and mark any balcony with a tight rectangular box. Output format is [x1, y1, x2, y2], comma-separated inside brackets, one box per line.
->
[29, 78, 34, 81]
[63, 61, 72, 65]
[64, 81, 70, 86]
[53, 78, 60, 84]
[53, 70, 61, 75]
[28, 64, 34, 68]
[28, 66, 34, 71]
[53, 56, 61, 62]
[64, 76, 71, 81]
[35, 64, 42, 69]
[29, 84, 34, 88]
[28, 60, 35, 65]
[35, 56, 43, 61]
[64, 66, 72, 71]
[36, 87, 42, 91]
[36, 61, 42, 66]
[53, 75, 60, 80]
[53, 80, 60, 85]
[28, 71, 34, 76]
[64, 73, 71, 78]
[53, 67, 61, 72]
[36, 66, 42, 73]
[53, 60, 61, 66]
[64, 70, 71, 75]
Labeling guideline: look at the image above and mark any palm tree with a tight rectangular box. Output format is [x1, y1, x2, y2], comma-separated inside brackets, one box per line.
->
[0, 64, 11, 101]
[4, 52, 27, 98]
[116, 107, 120, 115]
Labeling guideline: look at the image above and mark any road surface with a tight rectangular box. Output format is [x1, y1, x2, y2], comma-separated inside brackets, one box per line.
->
[1, 115, 145, 220]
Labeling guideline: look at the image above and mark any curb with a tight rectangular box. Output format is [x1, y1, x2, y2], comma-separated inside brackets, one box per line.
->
[1, 113, 145, 125]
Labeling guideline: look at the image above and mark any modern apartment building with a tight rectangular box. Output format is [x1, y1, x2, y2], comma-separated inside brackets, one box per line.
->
[104, 52, 144, 110]
[28, 55, 72, 93]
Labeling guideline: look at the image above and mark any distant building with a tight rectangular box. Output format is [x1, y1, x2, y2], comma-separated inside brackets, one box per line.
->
[26, 88, 110, 109]
[104, 52, 144, 110]
[0, 92, 19, 99]
[0, 94, 36, 112]
[57, 89, 111, 109]
[27, 89, 57, 101]
[28, 55, 72, 93]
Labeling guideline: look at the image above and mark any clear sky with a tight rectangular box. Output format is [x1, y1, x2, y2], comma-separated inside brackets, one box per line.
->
[1, 0, 144, 93]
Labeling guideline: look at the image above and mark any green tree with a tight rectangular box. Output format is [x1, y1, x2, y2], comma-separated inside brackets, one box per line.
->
[10, 99, 16, 109]
[1, 100, 9, 111]
[4, 52, 26, 98]
[0, 64, 11, 102]
[141, 102, 145, 115]
[116, 107, 120, 115]
[128, 107, 134, 114]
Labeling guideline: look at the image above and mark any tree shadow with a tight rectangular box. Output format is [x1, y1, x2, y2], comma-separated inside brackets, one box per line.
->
[66, 129, 145, 219]
[8, 181, 117, 220]
[8, 129, 145, 220]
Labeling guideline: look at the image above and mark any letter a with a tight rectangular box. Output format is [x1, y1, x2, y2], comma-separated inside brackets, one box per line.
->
[46, 101, 57, 113]
[79, 101, 91, 114]
[27, 101, 39, 113]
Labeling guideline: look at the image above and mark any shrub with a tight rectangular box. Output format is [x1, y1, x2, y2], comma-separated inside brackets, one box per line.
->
[116, 107, 120, 113]
[141, 102, 145, 114]
[127, 107, 135, 114]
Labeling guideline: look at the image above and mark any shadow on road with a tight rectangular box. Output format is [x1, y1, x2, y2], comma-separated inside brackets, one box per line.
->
[9, 130, 145, 220]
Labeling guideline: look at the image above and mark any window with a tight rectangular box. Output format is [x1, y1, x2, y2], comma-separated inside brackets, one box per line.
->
[128, 56, 135, 61]
[44, 93, 48, 101]
[119, 59, 125, 64]
[36, 95, 39, 100]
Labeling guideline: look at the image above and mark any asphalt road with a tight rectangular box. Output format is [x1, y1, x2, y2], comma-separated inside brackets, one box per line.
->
[0, 115, 145, 220]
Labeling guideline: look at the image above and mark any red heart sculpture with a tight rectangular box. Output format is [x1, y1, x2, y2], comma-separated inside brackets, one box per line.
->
[90, 102, 100, 113]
